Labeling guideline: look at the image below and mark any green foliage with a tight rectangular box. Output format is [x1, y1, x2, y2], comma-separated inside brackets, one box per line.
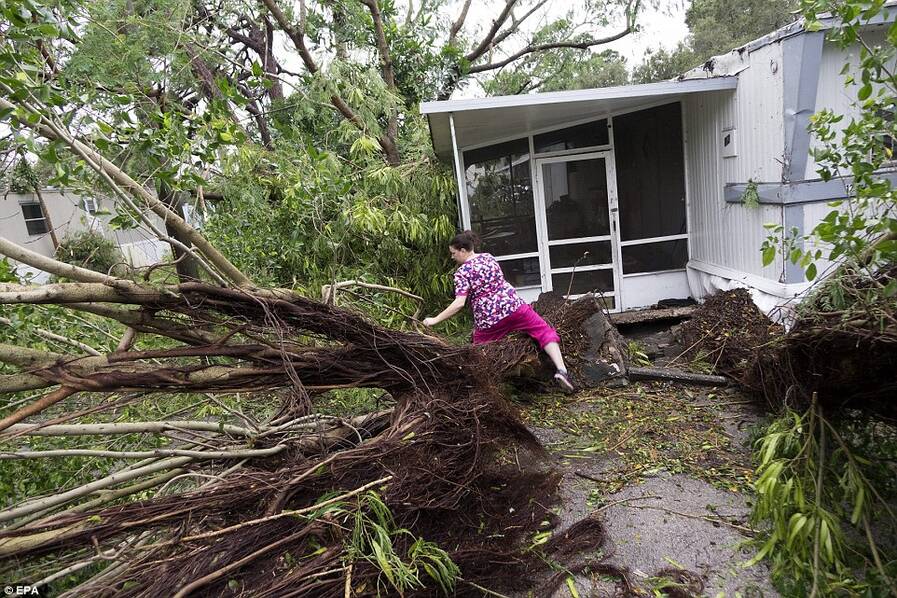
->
[749, 406, 897, 595]
[0, 258, 17, 283]
[55, 230, 126, 276]
[8, 156, 40, 192]
[686, 0, 799, 60]
[625, 340, 651, 366]
[346, 491, 460, 595]
[314, 388, 391, 418]
[741, 179, 760, 209]
[203, 127, 460, 324]
[484, 48, 629, 95]
[631, 43, 697, 84]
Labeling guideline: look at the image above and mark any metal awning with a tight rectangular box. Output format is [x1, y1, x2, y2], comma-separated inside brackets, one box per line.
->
[421, 77, 738, 161]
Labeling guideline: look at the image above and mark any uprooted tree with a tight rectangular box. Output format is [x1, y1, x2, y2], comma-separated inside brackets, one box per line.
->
[0, 57, 612, 598]
[0, 0, 654, 594]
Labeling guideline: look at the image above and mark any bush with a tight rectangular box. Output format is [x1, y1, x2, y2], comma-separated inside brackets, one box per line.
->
[55, 230, 127, 276]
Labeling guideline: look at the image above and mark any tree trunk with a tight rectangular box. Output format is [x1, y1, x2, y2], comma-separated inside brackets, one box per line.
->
[32, 186, 59, 251]
[154, 179, 201, 282]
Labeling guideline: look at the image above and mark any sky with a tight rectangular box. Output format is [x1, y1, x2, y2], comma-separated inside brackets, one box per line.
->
[605, 1, 690, 62]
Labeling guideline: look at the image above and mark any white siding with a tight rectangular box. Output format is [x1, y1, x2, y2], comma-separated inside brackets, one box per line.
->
[803, 201, 840, 279]
[683, 40, 787, 282]
[722, 42, 787, 183]
[806, 30, 895, 178]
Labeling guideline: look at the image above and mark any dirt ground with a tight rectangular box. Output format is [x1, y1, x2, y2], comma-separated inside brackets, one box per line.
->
[513, 320, 780, 597]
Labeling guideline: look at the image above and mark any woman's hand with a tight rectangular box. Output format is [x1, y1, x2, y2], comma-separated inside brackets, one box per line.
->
[423, 297, 464, 328]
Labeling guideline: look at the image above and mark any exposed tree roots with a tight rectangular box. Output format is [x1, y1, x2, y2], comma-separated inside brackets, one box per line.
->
[0, 281, 680, 596]
[676, 267, 897, 418]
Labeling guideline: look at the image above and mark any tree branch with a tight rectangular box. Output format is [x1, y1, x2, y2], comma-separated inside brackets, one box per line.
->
[359, 0, 400, 164]
[449, 0, 473, 44]
[0, 372, 55, 393]
[467, 29, 633, 74]
[66, 303, 217, 346]
[0, 455, 196, 525]
[0, 282, 168, 305]
[0, 386, 78, 432]
[464, 0, 519, 63]
[0, 94, 252, 287]
[0, 445, 286, 460]
[0, 316, 102, 356]
[0, 342, 64, 368]
[4, 420, 259, 437]
[259, 0, 367, 131]
[487, 0, 549, 50]
[0, 236, 118, 284]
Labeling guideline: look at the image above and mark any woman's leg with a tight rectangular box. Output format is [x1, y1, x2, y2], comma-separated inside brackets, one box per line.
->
[542, 341, 568, 372]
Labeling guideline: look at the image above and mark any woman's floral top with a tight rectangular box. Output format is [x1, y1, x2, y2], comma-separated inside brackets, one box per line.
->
[453, 253, 524, 330]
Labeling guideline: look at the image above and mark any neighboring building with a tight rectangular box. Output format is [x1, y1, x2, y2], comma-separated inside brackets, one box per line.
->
[0, 188, 170, 282]
[421, 13, 897, 313]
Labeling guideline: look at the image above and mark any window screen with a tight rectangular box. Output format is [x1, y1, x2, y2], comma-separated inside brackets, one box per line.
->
[534, 120, 609, 154]
[614, 103, 687, 241]
[551, 269, 613, 295]
[463, 138, 537, 257]
[498, 257, 541, 287]
[621, 239, 688, 274]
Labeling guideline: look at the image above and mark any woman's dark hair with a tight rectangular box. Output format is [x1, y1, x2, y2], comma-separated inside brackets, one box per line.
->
[450, 230, 480, 251]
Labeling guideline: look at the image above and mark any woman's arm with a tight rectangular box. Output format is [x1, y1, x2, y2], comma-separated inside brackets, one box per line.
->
[423, 295, 467, 326]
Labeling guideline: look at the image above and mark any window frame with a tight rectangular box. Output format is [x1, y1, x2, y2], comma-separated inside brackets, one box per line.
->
[20, 202, 49, 236]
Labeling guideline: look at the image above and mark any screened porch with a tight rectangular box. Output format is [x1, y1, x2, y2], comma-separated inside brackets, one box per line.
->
[421, 78, 737, 311]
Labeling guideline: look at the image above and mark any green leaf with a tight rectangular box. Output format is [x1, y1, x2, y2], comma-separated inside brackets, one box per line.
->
[787, 513, 808, 547]
[805, 263, 817, 281]
[762, 245, 777, 267]
[851, 487, 865, 525]
[858, 83, 872, 100]
[744, 535, 777, 567]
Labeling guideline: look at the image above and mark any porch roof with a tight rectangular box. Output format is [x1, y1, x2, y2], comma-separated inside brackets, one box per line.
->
[421, 77, 738, 161]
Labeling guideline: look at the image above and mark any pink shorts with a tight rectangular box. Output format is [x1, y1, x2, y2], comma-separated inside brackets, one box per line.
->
[473, 304, 561, 349]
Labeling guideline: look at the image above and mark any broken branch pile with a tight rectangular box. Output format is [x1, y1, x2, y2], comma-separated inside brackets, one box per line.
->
[676, 269, 897, 417]
[747, 264, 897, 417]
[674, 288, 783, 379]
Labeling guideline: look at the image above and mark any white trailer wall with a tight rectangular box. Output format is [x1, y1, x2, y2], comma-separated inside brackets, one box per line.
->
[682, 40, 786, 289]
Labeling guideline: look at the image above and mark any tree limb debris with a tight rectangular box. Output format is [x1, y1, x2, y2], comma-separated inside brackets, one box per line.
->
[627, 367, 729, 386]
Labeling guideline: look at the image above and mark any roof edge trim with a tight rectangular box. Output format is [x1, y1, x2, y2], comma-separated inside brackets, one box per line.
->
[420, 77, 738, 115]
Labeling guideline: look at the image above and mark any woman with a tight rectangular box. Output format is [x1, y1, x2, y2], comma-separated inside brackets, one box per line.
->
[423, 230, 575, 392]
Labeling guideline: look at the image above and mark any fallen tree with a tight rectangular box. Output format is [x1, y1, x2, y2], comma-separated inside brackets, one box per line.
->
[0, 145, 639, 594]
[0, 19, 679, 591]
[0, 240, 665, 596]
